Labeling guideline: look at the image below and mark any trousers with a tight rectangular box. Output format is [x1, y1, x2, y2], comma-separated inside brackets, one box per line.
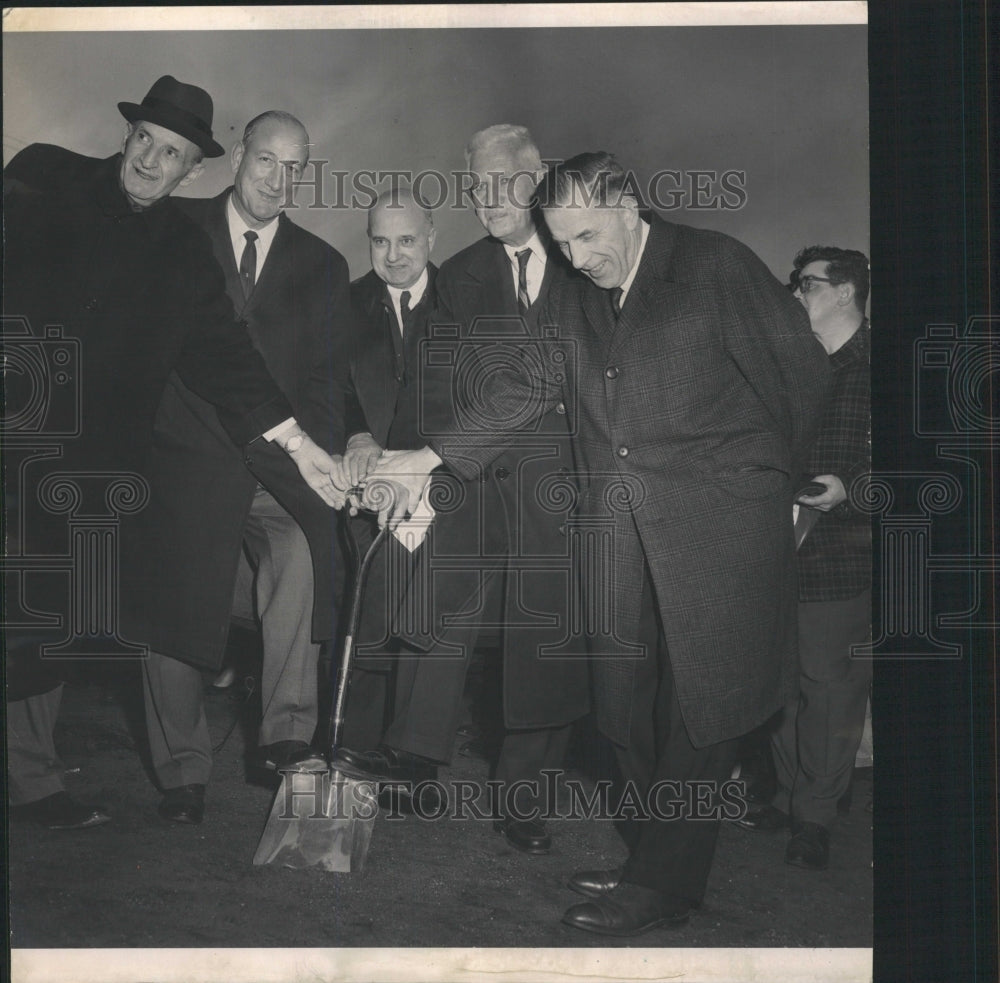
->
[142, 486, 320, 788]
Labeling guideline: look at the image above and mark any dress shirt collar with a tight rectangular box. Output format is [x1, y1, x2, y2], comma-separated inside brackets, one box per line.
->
[617, 219, 650, 307]
[227, 193, 280, 272]
[386, 266, 429, 311]
[502, 230, 546, 267]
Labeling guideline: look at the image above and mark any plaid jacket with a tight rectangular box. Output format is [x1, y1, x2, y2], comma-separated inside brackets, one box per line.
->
[797, 320, 871, 601]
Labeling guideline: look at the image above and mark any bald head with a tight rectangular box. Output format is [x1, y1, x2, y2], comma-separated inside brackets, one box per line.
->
[368, 188, 436, 289]
[231, 111, 310, 229]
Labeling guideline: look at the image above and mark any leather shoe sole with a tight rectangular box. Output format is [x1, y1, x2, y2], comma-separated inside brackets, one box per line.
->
[568, 866, 624, 898]
[158, 784, 205, 825]
[19, 792, 111, 830]
[252, 741, 327, 773]
[493, 818, 551, 855]
[562, 883, 690, 937]
[334, 745, 437, 785]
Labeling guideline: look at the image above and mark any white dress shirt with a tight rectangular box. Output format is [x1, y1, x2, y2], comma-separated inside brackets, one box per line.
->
[386, 266, 429, 335]
[617, 219, 650, 310]
[503, 231, 547, 307]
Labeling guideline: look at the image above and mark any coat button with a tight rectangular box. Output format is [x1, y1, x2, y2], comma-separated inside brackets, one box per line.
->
[617, 446, 629, 457]
[244, 455, 254, 466]
[495, 466, 510, 480]
[556, 402, 566, 415]
[605, 366, 618, 380]
[82, 298, 99, 312]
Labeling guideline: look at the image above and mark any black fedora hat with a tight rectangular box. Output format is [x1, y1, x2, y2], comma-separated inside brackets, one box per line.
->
[118, 75, 225, 158]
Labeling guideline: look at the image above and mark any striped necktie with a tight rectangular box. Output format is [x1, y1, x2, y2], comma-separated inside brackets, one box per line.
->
[515, 248, 531, 314]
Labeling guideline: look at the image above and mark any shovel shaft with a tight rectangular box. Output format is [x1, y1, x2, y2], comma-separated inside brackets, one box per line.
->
[329, 523, 388, 759]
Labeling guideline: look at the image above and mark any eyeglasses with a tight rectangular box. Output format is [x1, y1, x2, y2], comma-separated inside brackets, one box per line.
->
[796, 275, 835, 293]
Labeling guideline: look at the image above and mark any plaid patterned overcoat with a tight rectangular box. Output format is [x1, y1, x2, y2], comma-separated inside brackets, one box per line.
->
[444, 215, 831, 747]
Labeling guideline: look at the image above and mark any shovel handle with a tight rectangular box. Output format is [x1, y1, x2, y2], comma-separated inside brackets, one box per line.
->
[328, 507, 391, 759]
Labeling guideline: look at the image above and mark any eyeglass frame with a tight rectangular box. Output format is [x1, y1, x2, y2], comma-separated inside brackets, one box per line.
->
[794, 274, 837, 294]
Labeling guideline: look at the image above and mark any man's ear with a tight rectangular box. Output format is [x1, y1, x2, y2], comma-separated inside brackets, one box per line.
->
[621, 194, 640, 229]
[837, 282, 855, 307]
[121, 123, 134, 152]
[230, 140, 244, 176]
[178, 161, 206, 188]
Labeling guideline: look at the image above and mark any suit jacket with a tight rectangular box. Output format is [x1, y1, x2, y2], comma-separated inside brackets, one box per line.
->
[122, 189, 352, 669]
[340, 265, 439, 451]
[2, 147, 294, 688]
[434, 215, 832, 746]
[398, 234, 590, 730]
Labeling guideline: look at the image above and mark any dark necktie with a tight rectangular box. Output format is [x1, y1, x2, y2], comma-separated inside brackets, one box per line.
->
[399, 290, 412, 333]
[515, 248, 532, 315]
[239, 230, 258, 299]
[611, 286, 624, 319]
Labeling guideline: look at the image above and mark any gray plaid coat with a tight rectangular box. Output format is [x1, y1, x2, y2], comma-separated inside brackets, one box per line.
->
[439, 215, 831, 747]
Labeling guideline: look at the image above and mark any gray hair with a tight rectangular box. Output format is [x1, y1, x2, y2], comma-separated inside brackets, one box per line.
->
[464, 124, 542, 171]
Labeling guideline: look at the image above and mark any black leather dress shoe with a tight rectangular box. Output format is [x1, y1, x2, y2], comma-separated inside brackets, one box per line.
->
[785, 821, 830, 870]
[562, 882, 691, 937]
[734, 803, 789, 832]
[19, 791, 111, 830]
[251, 740, 327, 773]
[334, 745, 437, 784]
[493, 817, 551, 855]
[568, 866, 624, 898]
[158, 784, 206, 825]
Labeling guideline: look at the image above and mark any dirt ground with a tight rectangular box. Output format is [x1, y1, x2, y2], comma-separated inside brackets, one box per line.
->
[7, 643, 872, 960]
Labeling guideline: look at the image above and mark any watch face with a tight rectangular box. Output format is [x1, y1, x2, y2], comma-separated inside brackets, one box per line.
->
[285, 434, 305, 453]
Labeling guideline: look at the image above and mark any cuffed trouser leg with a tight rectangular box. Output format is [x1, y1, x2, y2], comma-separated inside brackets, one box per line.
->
[142, 652, 212, 789]
[7, 685, 66, 806]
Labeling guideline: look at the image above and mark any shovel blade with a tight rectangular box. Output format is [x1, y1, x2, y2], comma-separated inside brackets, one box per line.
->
[253, 769, 378, 872]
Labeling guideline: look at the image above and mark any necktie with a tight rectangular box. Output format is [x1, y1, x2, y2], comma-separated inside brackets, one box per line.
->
[399, 290, 412, 334]
[515, 248, 532, 315]
[611, 286, 624, 319]
[239, 231, 258, 299]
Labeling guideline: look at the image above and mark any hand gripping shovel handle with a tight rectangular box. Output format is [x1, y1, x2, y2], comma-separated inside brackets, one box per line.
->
[328, 500, 391, 761]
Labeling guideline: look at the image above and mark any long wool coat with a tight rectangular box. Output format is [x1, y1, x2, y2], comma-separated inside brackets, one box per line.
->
[122, 190, 352, 670]
[394, 236, 592, 730]
[2, 147, 294, 689]
[439, 216, 832, 747]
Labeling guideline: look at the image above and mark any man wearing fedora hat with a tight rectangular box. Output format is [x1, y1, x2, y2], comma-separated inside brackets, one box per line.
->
[3, 76, 349, 830]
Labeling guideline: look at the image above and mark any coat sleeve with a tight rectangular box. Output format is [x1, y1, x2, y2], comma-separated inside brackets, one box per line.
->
[294, 251, 355, 453]
[423, 273, 563, 479]
[716, 235, 832, 472]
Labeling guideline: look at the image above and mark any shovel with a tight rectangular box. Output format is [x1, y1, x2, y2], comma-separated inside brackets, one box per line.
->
[253, 517, 388, 873]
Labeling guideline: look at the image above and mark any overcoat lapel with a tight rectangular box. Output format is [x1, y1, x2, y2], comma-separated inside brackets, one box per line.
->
[202, 191, 246, 313]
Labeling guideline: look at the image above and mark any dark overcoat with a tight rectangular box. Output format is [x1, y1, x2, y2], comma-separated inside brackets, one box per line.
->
[2, 147, 293, 688]
[440, 216, 832, 747]
[122, 189, 352, 670]
[395, 236, 591, 730]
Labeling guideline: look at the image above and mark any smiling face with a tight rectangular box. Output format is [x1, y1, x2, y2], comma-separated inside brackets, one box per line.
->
[119, 121, 204, 206]
[368, 197, 436, 290]
[230, 118, 309, 229]
[468, 144, 540, 247]
[542, 195, 641, 289]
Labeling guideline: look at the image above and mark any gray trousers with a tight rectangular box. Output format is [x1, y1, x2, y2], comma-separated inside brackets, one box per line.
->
[6, 684, 66, 806]
[770, 588, 872, 827]
[142, 487, 320, 789]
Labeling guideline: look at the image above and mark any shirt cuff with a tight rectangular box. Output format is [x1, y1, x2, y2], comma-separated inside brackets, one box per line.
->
[262, 417, 298, 443]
